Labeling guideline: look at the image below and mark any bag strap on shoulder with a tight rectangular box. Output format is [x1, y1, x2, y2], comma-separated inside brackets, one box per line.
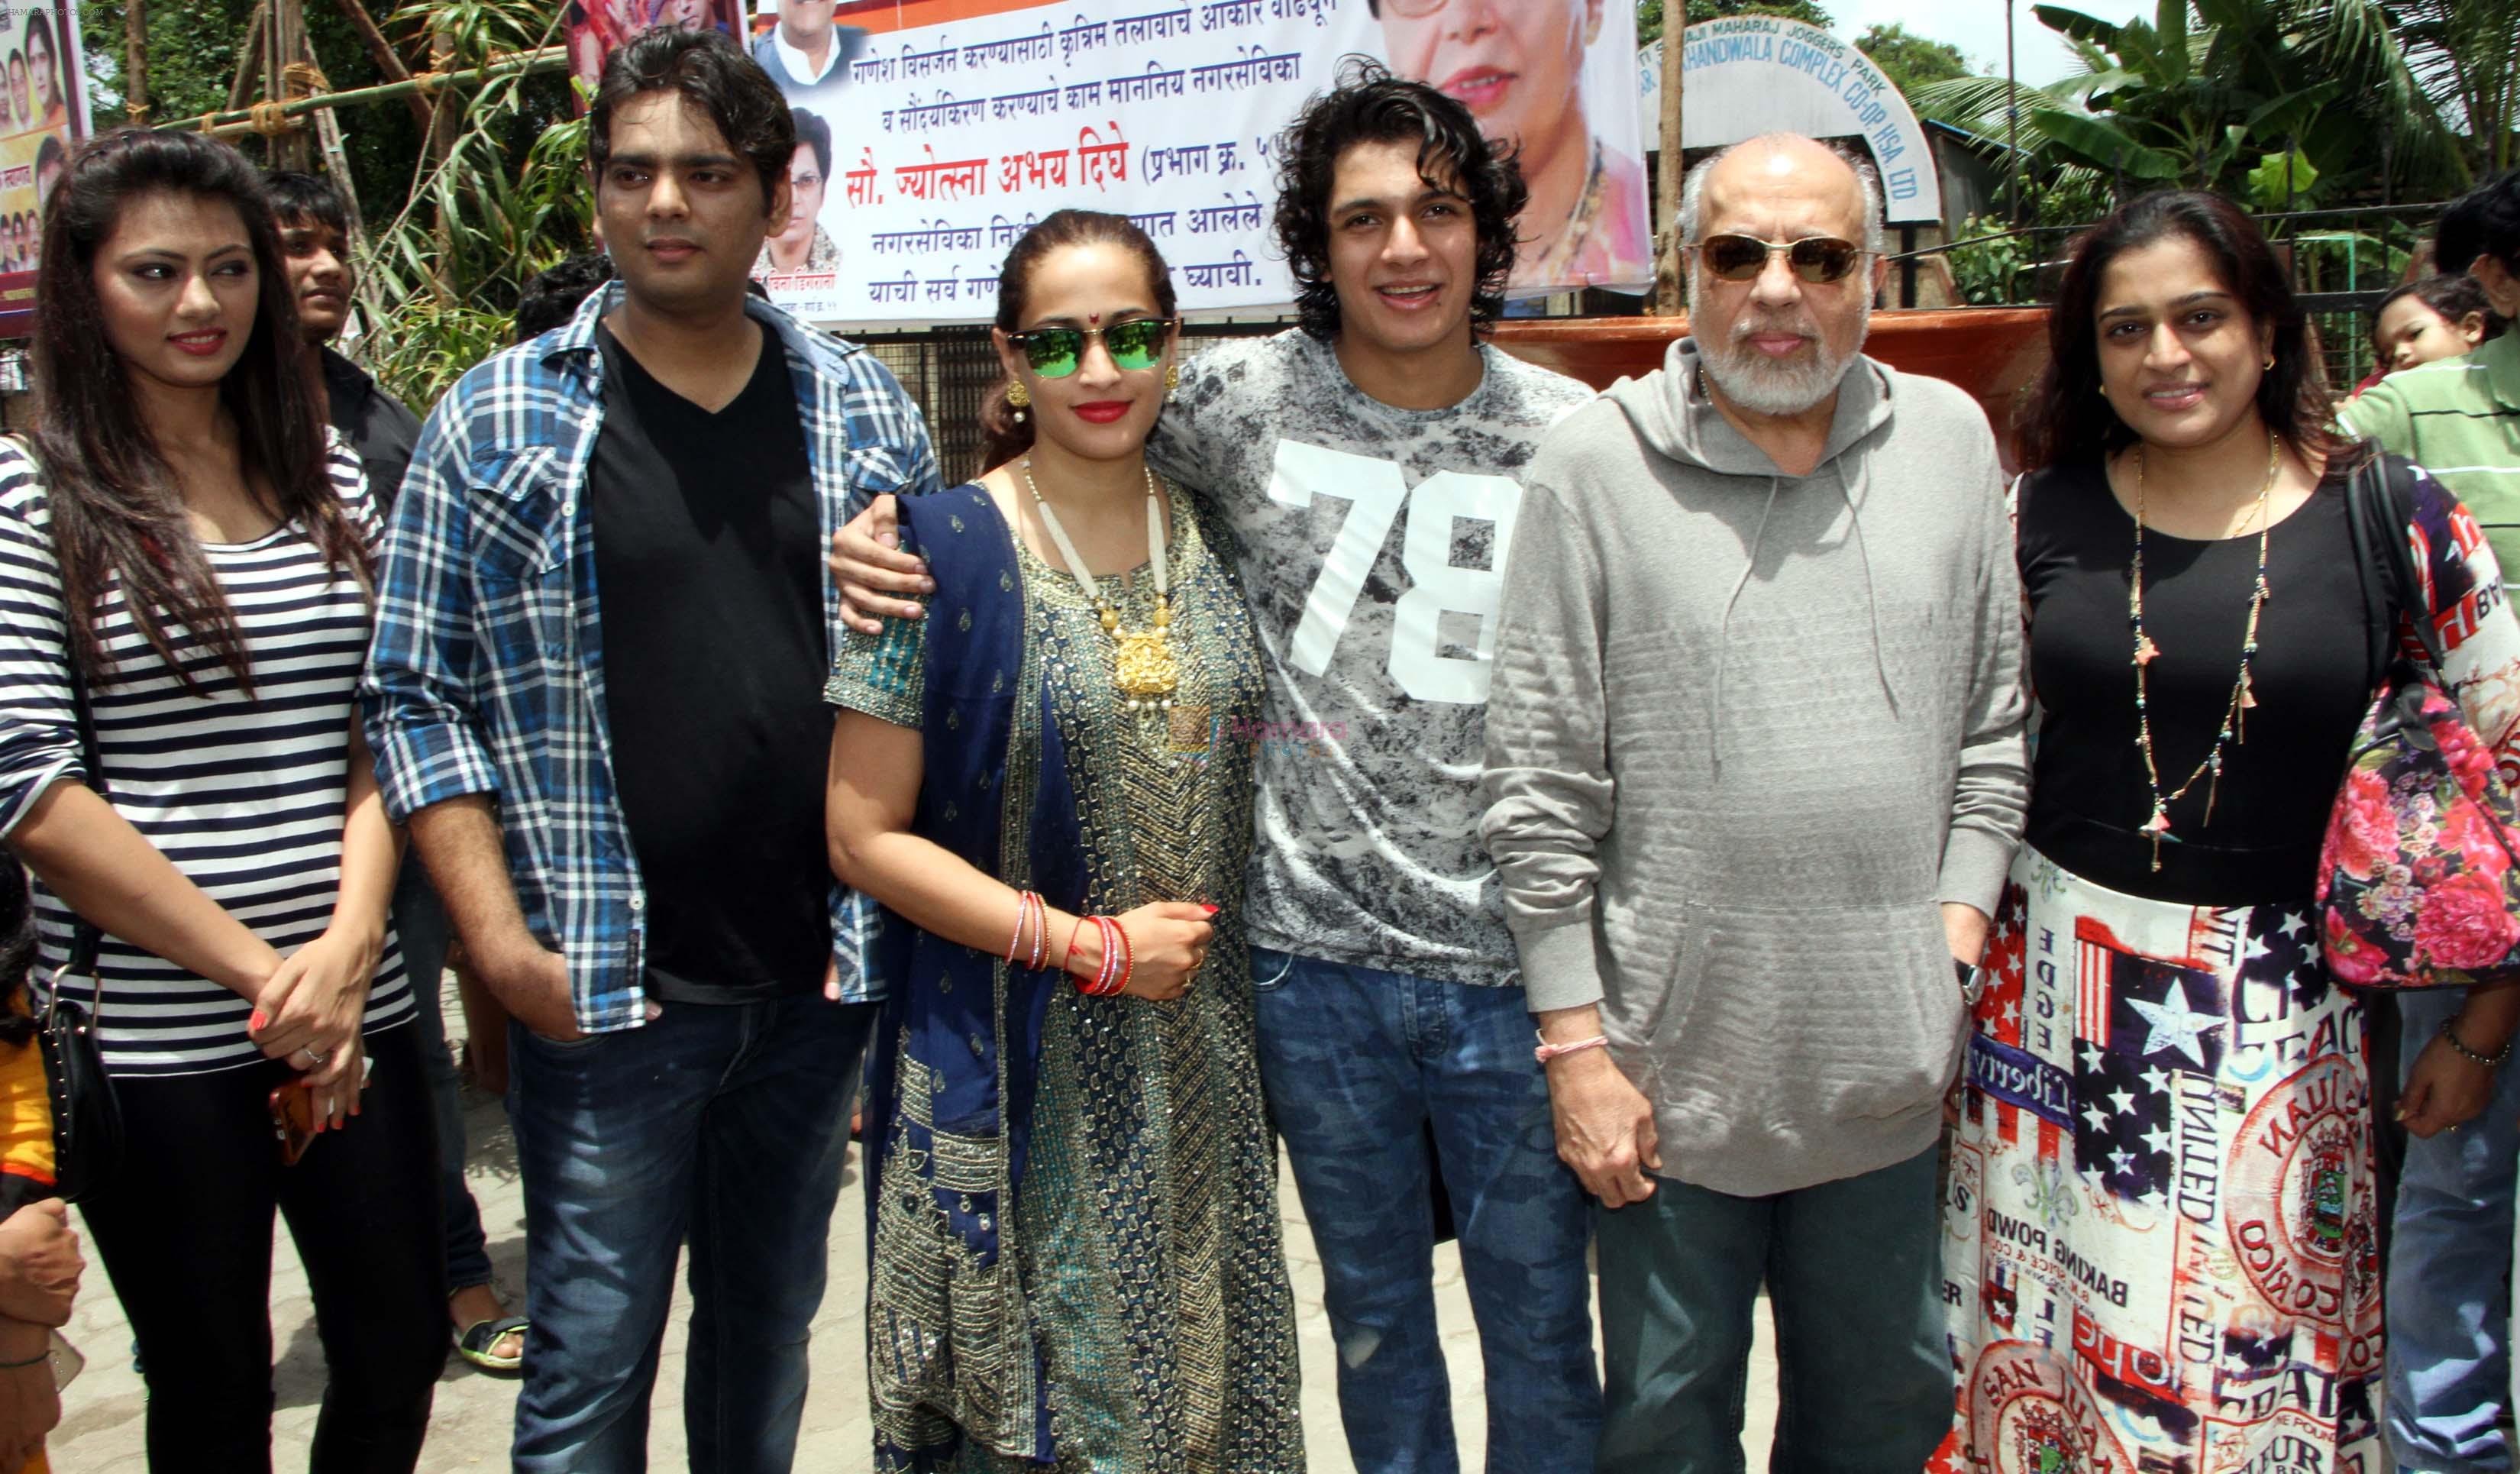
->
[2344, 451, 2443, 673]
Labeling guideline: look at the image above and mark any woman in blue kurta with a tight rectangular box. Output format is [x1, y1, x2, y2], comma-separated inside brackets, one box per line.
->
[823, 211, 1304, 1472]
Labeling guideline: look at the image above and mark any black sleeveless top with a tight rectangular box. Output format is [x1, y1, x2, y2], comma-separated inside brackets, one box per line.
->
[2019, 459, 2379, 906]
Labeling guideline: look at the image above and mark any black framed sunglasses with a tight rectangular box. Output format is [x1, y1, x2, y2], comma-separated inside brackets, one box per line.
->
[1006, 317, 1178, 378]
[1692, 234, 1866, 284]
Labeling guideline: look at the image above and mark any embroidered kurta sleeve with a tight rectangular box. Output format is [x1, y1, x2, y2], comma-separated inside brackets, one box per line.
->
[825, 613, 929, 729]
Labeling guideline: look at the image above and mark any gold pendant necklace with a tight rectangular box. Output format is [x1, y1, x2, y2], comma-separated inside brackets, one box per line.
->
[2127, 432, 2279, 871]
[1021, 457, 1180, 711]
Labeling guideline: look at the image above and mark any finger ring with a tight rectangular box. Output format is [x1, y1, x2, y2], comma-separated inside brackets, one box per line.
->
[302, 1045, 329, 1066]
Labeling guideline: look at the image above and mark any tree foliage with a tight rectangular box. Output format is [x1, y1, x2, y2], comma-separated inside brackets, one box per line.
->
[79, 0, 577, 280]
[1855, 23, 1972, 101]
[1638, 0, 1835, 47]
[1908, 1, 2498, 212]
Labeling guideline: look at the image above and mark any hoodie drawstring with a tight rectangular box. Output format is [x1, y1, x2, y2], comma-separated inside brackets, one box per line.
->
[1839, 455, 1900, 718]
[1710, 460, 1901, 772]
[1711, 473, 1783, 772]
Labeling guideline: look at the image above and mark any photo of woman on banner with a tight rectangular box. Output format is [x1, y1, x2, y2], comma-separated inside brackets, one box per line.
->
[21, 8, 60, 131]
[5, 53, 24, 133]
[1370, 0, 1649, 293]
[751, 0, 867, 102]
[756, 105, 840, 276]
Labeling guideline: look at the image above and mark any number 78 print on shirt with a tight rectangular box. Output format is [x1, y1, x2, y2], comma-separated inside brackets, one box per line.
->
[1146, 331, 1594, 988]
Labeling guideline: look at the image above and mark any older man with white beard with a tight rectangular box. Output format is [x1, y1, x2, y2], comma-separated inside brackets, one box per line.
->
[1479, 133, 2027, 1472]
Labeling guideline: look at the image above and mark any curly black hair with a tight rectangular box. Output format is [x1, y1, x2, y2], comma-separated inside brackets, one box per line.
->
[1271, 57, 1526, 342]
[590, 26, 793, 210]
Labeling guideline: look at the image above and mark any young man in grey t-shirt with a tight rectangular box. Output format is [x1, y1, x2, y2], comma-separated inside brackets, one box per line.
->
[835, 68, 1601, 1471]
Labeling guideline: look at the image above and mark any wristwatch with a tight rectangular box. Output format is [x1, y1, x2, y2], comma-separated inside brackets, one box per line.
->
[1955, 956, 1985, 1006]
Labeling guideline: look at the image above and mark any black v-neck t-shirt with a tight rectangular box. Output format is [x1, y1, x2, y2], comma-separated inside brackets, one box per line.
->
[2018, 460, 2378, 906]
[591, 321, 831, 1003]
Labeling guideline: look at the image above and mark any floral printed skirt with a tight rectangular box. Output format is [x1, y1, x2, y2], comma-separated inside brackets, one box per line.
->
[1935, 846, 2384, 1474]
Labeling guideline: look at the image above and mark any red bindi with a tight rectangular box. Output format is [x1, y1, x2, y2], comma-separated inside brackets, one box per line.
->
[1089, 312, 1102, 325]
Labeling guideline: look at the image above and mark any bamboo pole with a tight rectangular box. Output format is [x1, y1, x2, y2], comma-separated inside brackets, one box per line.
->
[324, 0, 433, 132]
[161, 46, 567, 139]
[1650, 26, 1686, 316]
[226, 3, 270, 114]
[122, 0, 149, 124]
[267, 0, 313, 168]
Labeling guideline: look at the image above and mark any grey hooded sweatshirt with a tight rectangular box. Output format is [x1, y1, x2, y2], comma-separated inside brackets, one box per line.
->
[1479, 338, 2028, 1198]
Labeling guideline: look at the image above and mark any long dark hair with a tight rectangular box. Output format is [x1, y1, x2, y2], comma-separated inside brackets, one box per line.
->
[29, 128, 358, 691]
[976, 209, 1178, 475]
[2017, 189, 2347, 474]
[1273, 58, 1525, 344]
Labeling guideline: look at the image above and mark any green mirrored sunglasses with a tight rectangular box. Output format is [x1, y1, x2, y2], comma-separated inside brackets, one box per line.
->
[1006, 317, 1178, 378]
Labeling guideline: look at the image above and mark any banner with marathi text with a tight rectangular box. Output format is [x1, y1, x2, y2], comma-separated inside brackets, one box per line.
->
[736, 0, 1646, 325]
[0, 0, 85, 337]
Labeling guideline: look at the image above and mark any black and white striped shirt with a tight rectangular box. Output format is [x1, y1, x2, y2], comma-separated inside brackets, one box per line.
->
[0, 438, 411, 1076]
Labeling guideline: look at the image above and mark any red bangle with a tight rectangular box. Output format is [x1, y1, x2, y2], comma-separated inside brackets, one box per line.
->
[1110, 916, 1132, 994]
[1004, 892, 1029, 966]
[1097, 916, 1123, 996]
[1064, 914, 1087, 975]
[1026, 894, 1047, 971]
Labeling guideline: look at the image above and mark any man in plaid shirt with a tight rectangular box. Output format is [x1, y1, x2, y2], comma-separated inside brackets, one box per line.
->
[362, 29, 939, 1472]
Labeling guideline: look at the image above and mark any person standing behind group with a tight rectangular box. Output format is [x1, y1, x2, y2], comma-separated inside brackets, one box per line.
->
[1940, 188, 2520, 1474]
[364, 28, 939, 1472]
[825, 208, 1302, 1472]
[2346, 174, 2520, 571]
[0, 128, 443, 1471]
[832, 63, 1604, 1474]
[263, 167, 531, 1379]
[1481, 134, 2024, 1472]
[2338, 169, 2520, 1474]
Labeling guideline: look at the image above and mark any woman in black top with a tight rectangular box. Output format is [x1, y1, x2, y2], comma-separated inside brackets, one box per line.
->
[1939, 190, 2520, 1472]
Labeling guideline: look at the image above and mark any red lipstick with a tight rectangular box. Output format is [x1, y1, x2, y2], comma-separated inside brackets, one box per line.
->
[1074, 401, 1129, 424]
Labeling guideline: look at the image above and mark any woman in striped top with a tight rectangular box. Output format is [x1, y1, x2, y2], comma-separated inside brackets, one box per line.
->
[0, 131, 443, 1471]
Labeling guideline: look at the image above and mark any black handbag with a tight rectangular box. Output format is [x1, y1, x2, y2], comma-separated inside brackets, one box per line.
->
[40, 632, 123, 1203]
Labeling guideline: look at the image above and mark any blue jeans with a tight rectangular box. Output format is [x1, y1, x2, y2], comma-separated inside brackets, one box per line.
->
[1249, 947, 1601, 1474]
[2389, 988, 2520, 1474]
[1593, 1143, 1946, 1474]
[506, 991, 874, 1474]
[393, 863, 497, 1292]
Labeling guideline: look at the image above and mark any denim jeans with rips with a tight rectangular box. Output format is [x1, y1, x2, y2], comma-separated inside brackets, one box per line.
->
[506, 991, 874, 1474]
[1249, 946, 1601, 1474]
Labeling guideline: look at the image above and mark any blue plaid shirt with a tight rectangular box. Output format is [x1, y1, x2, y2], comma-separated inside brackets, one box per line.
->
[361, 286, 942, 1033]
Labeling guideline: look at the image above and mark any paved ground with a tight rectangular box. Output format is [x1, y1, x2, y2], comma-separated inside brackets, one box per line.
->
[53, 983, 1780, 1471]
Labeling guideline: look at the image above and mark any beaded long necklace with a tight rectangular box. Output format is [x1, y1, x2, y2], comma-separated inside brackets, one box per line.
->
[2128, 432, 2280, 871]
[1020, 456, 1180, 711]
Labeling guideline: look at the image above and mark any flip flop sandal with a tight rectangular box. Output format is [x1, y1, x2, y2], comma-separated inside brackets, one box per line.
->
[455, 1315, 529, 1375]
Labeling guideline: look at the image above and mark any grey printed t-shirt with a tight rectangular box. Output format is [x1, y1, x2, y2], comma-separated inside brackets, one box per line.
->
[1149, 328, 1594, 987]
